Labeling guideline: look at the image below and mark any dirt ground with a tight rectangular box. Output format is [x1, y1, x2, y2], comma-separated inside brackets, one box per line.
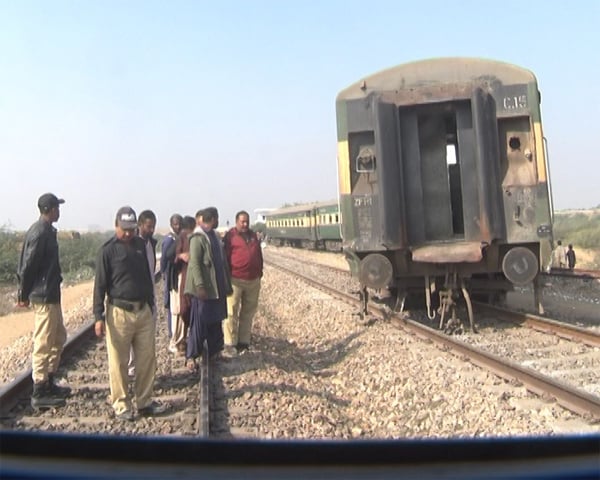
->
[0, 281, 93, 349]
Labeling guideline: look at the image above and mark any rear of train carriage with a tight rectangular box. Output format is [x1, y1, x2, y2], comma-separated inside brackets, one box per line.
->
[335, 57, 554, 321]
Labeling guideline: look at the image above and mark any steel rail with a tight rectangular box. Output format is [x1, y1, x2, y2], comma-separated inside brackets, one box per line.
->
[0, 321, 95, 416]
[474, 302, 600, 347]
[543, 269, 600, 280]
[197, 341, 210, 437]
[266, 259, 600, 420]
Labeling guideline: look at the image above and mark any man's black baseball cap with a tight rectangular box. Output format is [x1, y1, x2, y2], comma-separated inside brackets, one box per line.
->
[38, 193, 65, 210]
[115, 206, 138, 230]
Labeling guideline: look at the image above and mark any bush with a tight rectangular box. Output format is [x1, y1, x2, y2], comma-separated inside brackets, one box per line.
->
[0, 229, 112, 286]
[0, 229, 23, 284]
[553, 212, 600, 249]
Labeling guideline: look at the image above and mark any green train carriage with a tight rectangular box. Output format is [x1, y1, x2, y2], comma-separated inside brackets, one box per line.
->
[265, 200, 342, 250]
[265, 204, 315, 248]
[314, 201, 342, 250]
[336, 57, 554, 330]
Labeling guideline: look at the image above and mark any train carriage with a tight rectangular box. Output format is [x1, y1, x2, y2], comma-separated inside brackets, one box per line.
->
[265, 204, 317, 248]
[314, 201, 342, 250]
[336, 57, 554, 329]
[265, 200, 342, 250]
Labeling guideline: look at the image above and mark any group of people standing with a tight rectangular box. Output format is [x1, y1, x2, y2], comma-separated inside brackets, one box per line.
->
[17, 193, 264, 422]
[549, 239, 577, 271]
[160, 209, 264, 372]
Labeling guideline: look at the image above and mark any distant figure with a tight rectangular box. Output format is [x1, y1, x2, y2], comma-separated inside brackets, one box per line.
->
[17, 193, 70, 410]
[184, 207, 232, 372]
[168, 215, 196, 354]
[93, 206, 168, 421]
[550, 240, 567, 270]
[222, 210, 264, 357]
[160, 214, 182, 338]
[566, 244, 576, 270]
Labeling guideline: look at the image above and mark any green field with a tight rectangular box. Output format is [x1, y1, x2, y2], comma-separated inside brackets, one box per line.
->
[552, 208, 600, 269]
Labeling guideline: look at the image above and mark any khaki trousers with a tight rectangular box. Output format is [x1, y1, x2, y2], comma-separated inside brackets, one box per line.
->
[223, 277, 261, 346]
[31, 303, 67, 384]
[106, 304, 156, 415]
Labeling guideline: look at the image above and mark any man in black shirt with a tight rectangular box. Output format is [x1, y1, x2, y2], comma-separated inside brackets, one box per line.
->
[93, 206, 167, 421]
[17, 193, 70, 410]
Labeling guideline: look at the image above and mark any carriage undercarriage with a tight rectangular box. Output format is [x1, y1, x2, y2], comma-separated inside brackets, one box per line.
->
[357, 271, 545, 334]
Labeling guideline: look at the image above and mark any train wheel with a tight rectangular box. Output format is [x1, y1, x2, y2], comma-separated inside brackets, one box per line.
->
[502, 247, 538, 286]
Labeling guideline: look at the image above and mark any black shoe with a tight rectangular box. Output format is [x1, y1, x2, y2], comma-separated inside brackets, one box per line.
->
[48, 383, 71, 397]
[138, 401, 169, 417]
[48, 374, 71, 397]
[222, 345, 238, 358]
[115, 410, 135, 422]
[236, 343, 249, 353]
[31, 382, 66, 410]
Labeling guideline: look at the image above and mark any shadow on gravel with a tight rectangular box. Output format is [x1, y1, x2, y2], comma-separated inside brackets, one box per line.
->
[212, 330, 367, 409]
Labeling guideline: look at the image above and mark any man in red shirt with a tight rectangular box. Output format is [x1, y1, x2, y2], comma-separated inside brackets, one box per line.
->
[222, 210, 263, 356]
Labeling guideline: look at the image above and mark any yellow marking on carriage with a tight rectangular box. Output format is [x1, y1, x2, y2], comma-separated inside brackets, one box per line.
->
[337, 140, 351, 194]
[534, 121, 546, 182]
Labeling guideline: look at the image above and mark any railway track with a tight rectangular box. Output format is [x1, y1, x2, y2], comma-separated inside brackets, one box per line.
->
[265, 250, 600, 419]
[2, 250, 598, 439]
[0, 316, 216, 436]
[473, 302, 599, 347]
[0, 322, 94, 417]
[267, 248, 599, 329]
[546, 267, 600, 280]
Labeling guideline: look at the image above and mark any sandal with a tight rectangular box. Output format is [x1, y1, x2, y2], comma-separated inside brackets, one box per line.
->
[186, 358, 198, 373]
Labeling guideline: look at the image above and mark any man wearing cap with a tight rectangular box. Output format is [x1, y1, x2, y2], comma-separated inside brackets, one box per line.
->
[17, 193, 71, 410]
[93, 206, 168, 421]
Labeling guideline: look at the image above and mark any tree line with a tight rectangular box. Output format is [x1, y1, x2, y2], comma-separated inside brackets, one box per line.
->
[552, 211, 600, 250]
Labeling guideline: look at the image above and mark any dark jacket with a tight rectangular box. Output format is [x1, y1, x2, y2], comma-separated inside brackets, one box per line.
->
[143, 235, 158, 281]
[160, 232, 178, 293]
[93, 236, 155, 321]
[17, 218, 63, 304]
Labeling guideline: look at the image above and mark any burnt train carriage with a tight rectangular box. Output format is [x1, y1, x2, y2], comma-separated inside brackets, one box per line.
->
[336, 58, 553, 329]
[265, 200, 342, 250]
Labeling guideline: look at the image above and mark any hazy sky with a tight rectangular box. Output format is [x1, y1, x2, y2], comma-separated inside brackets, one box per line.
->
[1, 0, 598, 232]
